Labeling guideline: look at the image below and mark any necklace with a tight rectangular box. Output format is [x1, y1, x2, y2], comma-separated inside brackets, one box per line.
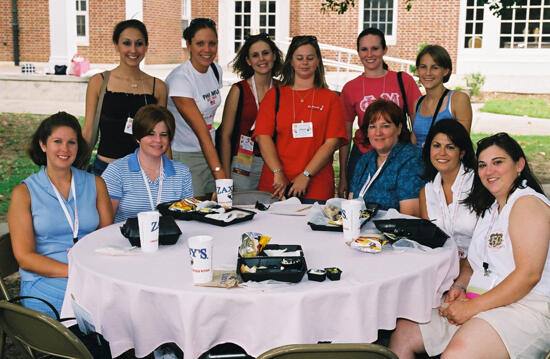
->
[291, 88, 316, 123]
[294, 90, 311, 103]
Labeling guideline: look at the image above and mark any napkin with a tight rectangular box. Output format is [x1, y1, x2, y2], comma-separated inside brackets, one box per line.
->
[95, 246, 140, 256]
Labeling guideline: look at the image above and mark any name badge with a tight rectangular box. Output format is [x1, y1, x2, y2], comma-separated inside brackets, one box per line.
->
[239, 134, 254, 152]
[124, 117, 134, 135]
[234, 134, 254, 177]
[292, 122, 313, 138]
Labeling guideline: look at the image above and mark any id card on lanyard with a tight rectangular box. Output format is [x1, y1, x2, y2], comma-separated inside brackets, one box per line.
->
[292, 122, 314, 138]
[234, 135, 255, 176]
[48, 172, 79, 244]
[234, 75, 272, 176]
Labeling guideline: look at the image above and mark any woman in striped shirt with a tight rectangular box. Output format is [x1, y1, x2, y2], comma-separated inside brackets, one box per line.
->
[102, 105, 193, 222]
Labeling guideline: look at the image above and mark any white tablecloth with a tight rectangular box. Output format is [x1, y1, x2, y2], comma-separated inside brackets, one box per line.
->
[61, 207, 458, 358]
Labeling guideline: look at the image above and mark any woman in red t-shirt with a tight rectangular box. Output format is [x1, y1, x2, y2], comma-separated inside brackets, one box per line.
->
[253, 36, 348, 203]
[219, 34, 283, 191]
[338, 28, 421, 198]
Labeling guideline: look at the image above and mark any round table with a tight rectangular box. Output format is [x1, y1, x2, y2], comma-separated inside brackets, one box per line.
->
[61, 206, 458, 358]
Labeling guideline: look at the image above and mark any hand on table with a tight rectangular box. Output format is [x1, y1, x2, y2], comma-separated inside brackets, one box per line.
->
[272, 172, 289, 200]
[288, 174, 310, 198]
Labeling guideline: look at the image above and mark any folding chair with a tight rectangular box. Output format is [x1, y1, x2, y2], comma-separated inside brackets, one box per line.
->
[0, 300, 93, 359]
[0, 234, 18, 301]
[0, 234, 34, 359]
[256, 343, 399, 359]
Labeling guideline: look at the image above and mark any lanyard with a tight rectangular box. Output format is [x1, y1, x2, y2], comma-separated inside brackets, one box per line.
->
[138, 157, 164, 211]
[292, 88, 316, 124]
[48, 171, 79, 243]
[436, 169, 467, 239]
[482, 204, 499, 276]
[249, 75, 273, 132]
[358, 159, 387, 198]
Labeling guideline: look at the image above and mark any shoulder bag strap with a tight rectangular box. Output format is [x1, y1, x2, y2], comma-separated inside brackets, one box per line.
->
[231, 82, 244, 149]
[10, 295, 61, 321]
[397, 71, 409, 116]
[210, 63, 220, 83]
[415, 95, 425, 113]
[273, 86, 280, 141]
[428, 89, 450, 130]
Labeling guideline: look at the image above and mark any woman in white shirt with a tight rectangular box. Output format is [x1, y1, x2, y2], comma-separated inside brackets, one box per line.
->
[419, 119, 477, 288]
[166, 18, 225, 198]
[390, 132, 550, 359]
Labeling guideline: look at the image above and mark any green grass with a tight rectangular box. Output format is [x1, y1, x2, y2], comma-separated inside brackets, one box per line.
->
[480, 98, 550, 119]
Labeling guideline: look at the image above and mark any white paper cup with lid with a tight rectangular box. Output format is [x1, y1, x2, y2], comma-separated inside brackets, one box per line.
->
[137, 210, 160, 253]
[341, 199, 362, 241]
[188, 235, 213, 284]
[215, 179, 233, 208]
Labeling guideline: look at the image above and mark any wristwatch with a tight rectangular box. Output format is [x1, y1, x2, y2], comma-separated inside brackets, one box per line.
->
[303, 170, 312, 178]
[213, 167, 221, 172]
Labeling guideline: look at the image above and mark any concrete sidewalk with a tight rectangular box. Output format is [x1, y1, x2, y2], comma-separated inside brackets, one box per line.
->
[1, 84, 550, 136]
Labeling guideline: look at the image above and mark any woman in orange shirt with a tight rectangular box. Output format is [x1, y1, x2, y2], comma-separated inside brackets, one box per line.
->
[254, 36, 347, 203]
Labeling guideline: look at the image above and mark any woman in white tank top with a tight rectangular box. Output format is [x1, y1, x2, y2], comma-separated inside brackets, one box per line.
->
[390, 132, 550, 359]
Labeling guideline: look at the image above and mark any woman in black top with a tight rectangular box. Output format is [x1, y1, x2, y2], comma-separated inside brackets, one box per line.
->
[83, 19, 167, 176]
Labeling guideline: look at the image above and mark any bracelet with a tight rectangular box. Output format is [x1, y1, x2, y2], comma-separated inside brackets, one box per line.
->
[451, 283, 466, 292]
[272, 168, 283, 174]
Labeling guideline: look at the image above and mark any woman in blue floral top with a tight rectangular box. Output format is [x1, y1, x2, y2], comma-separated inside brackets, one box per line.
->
[349, 99, 425, 216]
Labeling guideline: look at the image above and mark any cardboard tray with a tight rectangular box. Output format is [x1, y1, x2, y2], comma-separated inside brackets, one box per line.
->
[237, 244, 306, 283]
[157, 200, 195, 221]
[307, 202, 380, 232]
[193, 208, 256, 227]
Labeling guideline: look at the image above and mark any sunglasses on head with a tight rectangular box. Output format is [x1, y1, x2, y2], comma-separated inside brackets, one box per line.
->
[476, 132, 510, 147]
[190, 18, 216, 27]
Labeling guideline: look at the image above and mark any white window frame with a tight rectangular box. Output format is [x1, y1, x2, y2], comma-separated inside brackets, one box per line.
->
[182, 0, 191, 47]
[358, 0, 399, 45]
[76, 0, 89, 46]
[498, 0, 550, 49]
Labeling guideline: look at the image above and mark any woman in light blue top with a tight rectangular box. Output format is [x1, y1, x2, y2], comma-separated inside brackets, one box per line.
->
[412, 45, 472, 147]
[8, 112, 112, 317]
[102, 105, 193, 222]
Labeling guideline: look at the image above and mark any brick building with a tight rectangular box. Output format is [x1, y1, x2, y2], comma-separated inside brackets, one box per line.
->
[1, 0, 549, 86]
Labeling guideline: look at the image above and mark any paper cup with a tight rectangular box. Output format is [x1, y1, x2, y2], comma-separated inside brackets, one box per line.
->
[341, 199, 362, 241]
[216, 179, 233, 208]
[188, 235, 213, 284]
[137, 211, 160, 253]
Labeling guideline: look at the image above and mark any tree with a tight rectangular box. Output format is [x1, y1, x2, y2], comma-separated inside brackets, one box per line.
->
[320, 0, 524, 17]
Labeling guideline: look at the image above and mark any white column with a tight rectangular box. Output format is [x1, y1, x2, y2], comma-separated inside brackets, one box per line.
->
[218, 0, 233, 68]
[48, 0, 77, 71]
[126, 0, 143, 20]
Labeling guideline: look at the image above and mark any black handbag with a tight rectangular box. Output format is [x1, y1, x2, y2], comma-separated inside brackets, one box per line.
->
[374, 218, 449, 249]
[120, 215, 182, 247]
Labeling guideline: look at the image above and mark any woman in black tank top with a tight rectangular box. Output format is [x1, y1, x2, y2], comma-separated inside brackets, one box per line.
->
[82, 19, 167, 176]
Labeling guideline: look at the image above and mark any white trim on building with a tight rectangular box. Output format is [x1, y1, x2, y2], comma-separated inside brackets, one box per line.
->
[49, 0, 78, 70]
[358, 0, 399, 45]
[217, 0, 289, 67]
[457, 0, 550, 77]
